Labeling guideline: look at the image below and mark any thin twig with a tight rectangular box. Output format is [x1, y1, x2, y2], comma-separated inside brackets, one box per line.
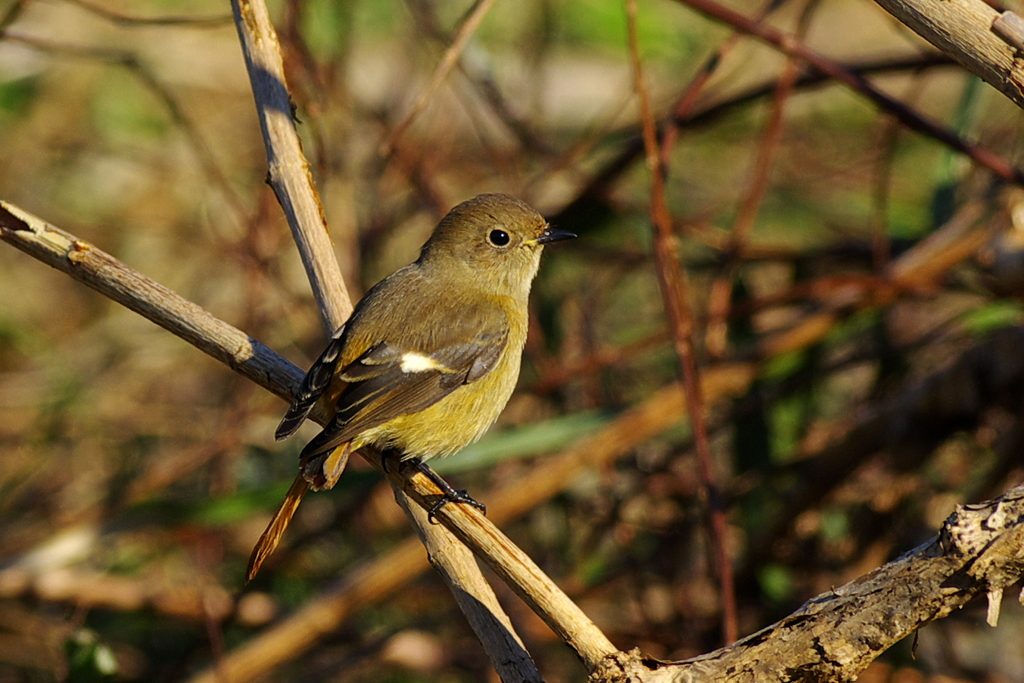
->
[705, 1, 808, 358]
[626, 0, 738, 645]
[673, 0, 1024, 185]
[380, 0, 498, 157]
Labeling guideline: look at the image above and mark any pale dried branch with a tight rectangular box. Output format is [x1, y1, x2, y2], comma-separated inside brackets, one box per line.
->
[384, 460, 618, 670]
[230, 0, 352, 333]
[394, 493, 543, 683]
[0, 201, 302, 403]
[873, 0, 1024, 111]
[591, 484, 1024, 683]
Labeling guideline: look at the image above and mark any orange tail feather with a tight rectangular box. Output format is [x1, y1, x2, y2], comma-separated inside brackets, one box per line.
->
[246, 475, 309, 582]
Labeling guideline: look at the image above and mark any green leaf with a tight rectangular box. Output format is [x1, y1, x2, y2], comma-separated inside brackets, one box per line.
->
[434, 411, 609, 473]
[959, 300, 1024, 336]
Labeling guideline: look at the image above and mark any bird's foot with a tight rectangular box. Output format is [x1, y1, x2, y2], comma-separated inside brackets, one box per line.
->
[408, 459, 487, 522]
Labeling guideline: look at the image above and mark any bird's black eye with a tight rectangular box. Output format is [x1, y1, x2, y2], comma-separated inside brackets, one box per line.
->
[488, 229, 510, 247]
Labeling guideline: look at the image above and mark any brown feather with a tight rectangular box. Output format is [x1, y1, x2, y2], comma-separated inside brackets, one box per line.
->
[246, 475, 309, 582]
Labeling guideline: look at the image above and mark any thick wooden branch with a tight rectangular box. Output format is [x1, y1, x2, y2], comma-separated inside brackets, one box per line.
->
[873, 0, 1024, 111]
[591, 485, 1024, 683]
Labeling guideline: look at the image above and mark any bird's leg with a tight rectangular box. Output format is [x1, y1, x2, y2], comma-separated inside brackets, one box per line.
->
[402, 457, 487, 522]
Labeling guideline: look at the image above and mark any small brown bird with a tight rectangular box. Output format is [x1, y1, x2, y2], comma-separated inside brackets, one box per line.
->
[248, 194, 574, 580]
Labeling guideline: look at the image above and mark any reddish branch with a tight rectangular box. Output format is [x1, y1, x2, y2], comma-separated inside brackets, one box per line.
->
[626, 0, 738, 645]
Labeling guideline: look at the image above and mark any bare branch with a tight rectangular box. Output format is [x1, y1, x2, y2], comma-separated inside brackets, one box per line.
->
[873, 0, 1024, 110]
[231, 0, 352, 333]
[593, 485, 1024, 683]
[0, 201, 302, 403]
[394, 494, 543, 683]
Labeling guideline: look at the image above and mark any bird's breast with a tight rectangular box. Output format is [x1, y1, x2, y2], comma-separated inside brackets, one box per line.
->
[358, 298, 528, 460]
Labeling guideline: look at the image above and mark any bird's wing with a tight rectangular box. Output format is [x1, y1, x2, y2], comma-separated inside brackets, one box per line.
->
[275, 323, 347, 441]
[297, 303, 509, 463]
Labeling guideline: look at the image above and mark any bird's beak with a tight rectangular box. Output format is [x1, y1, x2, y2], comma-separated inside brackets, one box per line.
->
[534, 225, 577, 244]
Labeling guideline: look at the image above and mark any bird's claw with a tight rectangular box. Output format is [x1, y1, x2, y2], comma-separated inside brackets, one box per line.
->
[427, 489, 487, 523]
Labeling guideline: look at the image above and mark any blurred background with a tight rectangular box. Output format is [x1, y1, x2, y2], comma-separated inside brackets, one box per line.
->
[1, 0, 1024, 681]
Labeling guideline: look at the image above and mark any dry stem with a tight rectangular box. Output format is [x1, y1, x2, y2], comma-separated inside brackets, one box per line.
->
[626, 0, 738, 644]
[873, 0, 1024, 110]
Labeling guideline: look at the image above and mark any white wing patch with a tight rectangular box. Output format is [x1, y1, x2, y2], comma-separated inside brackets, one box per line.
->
[400, 351, 446, 373]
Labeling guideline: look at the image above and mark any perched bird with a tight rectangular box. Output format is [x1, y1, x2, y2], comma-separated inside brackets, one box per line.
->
[248, 193, 575, 580]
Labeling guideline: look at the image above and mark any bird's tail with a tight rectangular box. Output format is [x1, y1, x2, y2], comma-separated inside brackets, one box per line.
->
[247, 442, 353, 581]
[246, 475, 309, 582]
[301, 441, 353, 491]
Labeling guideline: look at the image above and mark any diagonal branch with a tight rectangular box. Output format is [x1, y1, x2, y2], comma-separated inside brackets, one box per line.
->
[873, 0, 1024, 111]
[0, 201, 302, 403]
[595, 484, 1024, 683]
[231, 0, 352, 333]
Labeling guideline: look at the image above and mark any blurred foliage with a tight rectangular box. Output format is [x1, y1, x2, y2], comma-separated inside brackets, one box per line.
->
[1, 0, 1023, 682]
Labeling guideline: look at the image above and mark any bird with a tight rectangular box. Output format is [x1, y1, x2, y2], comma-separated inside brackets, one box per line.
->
[247, 193, 575, 580]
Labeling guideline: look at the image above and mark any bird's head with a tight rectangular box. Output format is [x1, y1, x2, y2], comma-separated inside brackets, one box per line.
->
[420, 193, 575, 298]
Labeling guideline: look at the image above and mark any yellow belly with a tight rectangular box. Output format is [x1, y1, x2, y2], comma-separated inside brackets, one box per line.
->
[353, 325, 524, 460]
